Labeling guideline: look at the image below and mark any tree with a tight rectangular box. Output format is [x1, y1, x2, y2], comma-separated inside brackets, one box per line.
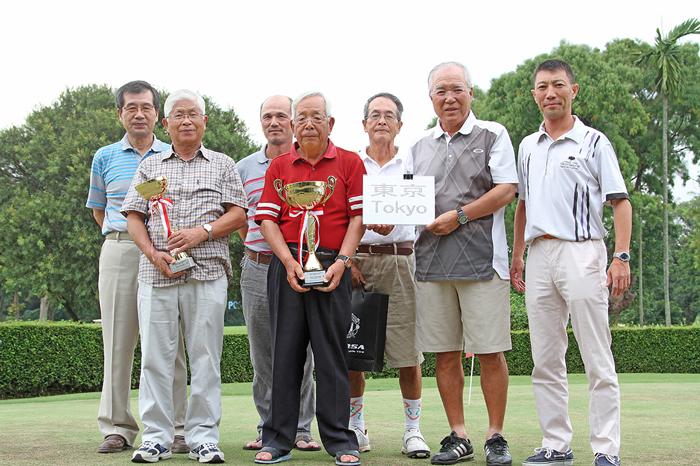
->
[635, 18, 700, 326]
[0, 86, 259, 322]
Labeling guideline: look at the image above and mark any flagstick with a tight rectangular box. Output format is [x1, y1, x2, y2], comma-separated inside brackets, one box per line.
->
[466, 353, 475, 405]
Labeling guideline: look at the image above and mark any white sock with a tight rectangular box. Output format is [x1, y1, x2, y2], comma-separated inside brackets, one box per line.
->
[350, 396, 365, 431]
[403, 398, 422, 431]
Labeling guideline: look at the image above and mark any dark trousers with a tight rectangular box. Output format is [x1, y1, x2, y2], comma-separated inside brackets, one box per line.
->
[263, 252, 358, 457]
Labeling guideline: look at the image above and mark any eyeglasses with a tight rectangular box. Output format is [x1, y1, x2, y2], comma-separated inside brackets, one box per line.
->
[431, 88, 467, 98]
[122, 104, 156, 114]
[294, 115, 328, 125]
[168, 113, 205, 122]
[367, 112, 398, 122]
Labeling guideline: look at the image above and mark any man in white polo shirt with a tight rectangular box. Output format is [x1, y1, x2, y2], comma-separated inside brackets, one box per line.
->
[348, 92, 429, 459]
[510, 59, 631, 466]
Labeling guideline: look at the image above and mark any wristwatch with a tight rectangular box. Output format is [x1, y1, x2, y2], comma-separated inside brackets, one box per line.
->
[613, 252, 630, 262]
[202, 223, 213, 241]
[456, 208, 469, 225]
[336, 255, 352, 268]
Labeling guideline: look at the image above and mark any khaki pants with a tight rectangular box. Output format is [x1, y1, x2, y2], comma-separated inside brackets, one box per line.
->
[97, 234, 188, 445]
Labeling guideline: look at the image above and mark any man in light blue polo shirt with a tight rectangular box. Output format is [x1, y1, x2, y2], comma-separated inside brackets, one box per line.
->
[86, 80, 189, 455]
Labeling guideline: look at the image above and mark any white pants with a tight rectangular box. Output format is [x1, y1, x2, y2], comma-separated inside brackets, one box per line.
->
[97, 236, 188, 445]
[525, 238, 620, 456]
[137, 276, 227, 449]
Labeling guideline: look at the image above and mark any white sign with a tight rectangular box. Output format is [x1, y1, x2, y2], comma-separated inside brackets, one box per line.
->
[362, 175, 435, 225]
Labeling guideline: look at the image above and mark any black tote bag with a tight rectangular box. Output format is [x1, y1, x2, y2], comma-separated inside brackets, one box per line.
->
[346, 289, 389, 372]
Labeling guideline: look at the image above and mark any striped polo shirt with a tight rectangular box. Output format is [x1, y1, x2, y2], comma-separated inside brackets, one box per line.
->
[517, 116, 629, 244]
[86, 134, 168, 234]
[237, 146, 274, 254]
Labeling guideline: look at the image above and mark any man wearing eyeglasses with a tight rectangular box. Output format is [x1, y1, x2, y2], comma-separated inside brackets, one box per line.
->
[347, 92, 429, 459]
[236, 95, 320, 453]
[86, 80, 189, 456]
[406, 62, 517, 466]
[122, 89, 248, 463]
[255, 91, 365, 465]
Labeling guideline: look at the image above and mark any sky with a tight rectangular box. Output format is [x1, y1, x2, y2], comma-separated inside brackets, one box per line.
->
[3, 0, 699, 197]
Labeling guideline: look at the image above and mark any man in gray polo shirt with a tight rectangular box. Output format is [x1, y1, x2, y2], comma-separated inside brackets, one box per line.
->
[86, 80, 189, 455]
[406, 62, 517, 466]
[236, 95, 319, 452]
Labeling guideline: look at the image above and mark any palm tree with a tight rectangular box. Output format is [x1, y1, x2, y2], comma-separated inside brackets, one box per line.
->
[636, 18, 700, 327]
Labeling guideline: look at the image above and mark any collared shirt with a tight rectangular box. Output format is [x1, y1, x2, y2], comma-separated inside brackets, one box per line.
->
[255, 139, 365, 250]
[406, 111, 518, 281]
[121, 146, 248, 287]
[237, 145, 274, 254]
[517, 115, 629, 244]
[358, 147, 416, 245]
[86, 134, 168, 235]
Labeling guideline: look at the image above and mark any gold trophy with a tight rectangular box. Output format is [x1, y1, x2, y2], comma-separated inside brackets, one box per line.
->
[274, 176, 336, 287]
[135, 176, 196, 274]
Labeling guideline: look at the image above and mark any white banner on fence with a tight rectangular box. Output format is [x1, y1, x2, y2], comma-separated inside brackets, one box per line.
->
[362, 175, 435, 225]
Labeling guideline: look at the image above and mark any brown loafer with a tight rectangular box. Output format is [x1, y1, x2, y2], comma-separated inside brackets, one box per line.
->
[98, 434, 131, 453]
[172, 434, 189, 454]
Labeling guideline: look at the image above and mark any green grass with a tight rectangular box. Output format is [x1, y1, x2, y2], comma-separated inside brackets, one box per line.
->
[223, 326, 248, 335]
[1, 374, 698, 465]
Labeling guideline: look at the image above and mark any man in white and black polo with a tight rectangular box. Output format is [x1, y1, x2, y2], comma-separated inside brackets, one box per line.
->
[510, 58, 631, 466]
[407, 62, 517, 466]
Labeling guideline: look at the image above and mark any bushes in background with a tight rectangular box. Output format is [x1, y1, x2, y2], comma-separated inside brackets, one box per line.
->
[1, 321, 698, 399]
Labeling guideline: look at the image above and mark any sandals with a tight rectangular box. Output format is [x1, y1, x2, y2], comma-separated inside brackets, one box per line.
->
[254, 446, 292, 464]
[243, 435, 262, 450]
[335, 449, 361, 466]
[294, 434, 321, 451]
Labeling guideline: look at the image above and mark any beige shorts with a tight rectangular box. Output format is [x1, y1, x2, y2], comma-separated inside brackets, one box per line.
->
[353, 252, 424, 368]
[415, 272, 512, 354]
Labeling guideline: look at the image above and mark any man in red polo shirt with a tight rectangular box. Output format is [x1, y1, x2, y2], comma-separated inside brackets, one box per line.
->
[254, 91, 365, 465]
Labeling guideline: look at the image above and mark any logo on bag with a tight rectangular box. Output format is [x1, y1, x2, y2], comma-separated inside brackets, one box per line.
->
[347, 313, 360, 338]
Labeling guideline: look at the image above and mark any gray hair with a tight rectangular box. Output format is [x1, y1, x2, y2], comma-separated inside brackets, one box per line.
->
[427, 62, 473, 92]
[292, 91, 332, 118]
[164, 89, 206, 118]
[363, 92, 404, 122]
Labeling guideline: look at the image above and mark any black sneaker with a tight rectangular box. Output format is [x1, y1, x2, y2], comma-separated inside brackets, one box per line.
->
[430, 431, 474, 464]
[484, 433, 512, 466]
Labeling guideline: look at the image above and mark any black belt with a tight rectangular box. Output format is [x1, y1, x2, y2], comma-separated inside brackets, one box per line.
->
[287, 243, 338, 260]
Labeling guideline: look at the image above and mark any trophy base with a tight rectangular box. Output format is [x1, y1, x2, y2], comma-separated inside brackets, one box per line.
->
[301, 269, 327, 288]
[170, 257, 196, 273]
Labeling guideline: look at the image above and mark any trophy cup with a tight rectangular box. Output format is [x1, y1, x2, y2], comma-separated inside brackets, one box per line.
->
[274, 176, 336, 287]
[135, 176, 196, 274]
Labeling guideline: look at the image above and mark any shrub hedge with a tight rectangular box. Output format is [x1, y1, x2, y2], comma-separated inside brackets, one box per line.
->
[1, 322, 698, 399]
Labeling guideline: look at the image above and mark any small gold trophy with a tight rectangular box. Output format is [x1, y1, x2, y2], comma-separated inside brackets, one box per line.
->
[135, 176, 196, 274]
[274, 176, 336, 287]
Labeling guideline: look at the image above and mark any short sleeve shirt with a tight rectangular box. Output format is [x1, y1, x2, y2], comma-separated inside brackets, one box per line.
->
[255, 140, 365, 251]
[237, 146, 274, 254]
[358, 148, 416, 245]
[121, 146, 248, 287]
[406, 112, 518, 281]
[86, 134, 169, 235]
[517, 116, 629, 244]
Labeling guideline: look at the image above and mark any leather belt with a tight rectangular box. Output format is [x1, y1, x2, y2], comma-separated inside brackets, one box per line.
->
[356, 242, 414, 255]
[245, 247, 272, 265]
[105, 231, 132, 241]
[539, 234, 558, 240]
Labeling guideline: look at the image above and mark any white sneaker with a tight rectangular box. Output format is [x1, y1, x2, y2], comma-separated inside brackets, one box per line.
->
[131, 441, 172, 463]
[402, 428, 430, 459]
[189, 443, 225, 463]
[353, 427, 371, 452]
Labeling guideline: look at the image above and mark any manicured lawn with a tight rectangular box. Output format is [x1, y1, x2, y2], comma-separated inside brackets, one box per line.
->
[1, 374, 698, 465]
